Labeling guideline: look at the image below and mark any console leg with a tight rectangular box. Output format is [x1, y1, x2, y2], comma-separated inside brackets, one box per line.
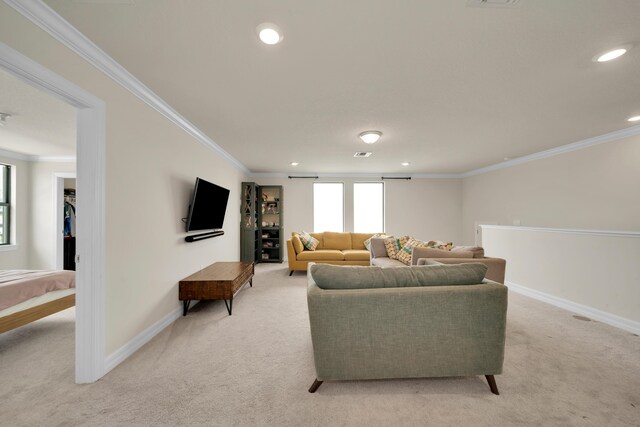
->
[308, 379, 323, 393]
[485, 375, 499, 395]
[223, 299, 233, 315]
[249, 278, 253, 287]
[182, 300, 190, 316]
[289, 271, 294, 276]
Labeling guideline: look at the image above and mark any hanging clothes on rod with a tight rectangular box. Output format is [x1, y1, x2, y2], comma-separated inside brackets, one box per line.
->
[64, 188, 76, 271]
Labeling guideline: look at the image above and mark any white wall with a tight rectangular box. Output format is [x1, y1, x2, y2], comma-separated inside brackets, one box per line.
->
[255, 177, 463, 246]
[0, 155, 30, 269]
[0, 3, 246, 355]
[461, 134, 640, 245]
[462, 135, 640, 330]
[482, 226, 640, 330]
[29, 161, 76, 269]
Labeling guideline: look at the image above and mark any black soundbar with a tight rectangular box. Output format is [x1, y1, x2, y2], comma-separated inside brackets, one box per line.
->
[185, 230, 224, 242]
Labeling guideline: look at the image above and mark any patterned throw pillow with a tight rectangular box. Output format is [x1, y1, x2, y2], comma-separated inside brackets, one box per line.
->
[426, 240, 454, 251]
[384, 236, 410, 260]
[364, 233, 393, 251]
[396, 238, 428, 265]
[299, 231, 320, 251]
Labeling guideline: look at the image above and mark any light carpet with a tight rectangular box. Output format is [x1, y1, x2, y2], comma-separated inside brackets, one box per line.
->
[0, 264, 638, 426]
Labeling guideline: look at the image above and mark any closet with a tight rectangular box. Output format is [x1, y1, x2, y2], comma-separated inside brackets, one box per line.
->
[63, 187, 76, 271]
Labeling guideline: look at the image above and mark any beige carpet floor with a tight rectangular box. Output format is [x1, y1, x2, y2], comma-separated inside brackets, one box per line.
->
[1, 263, 639, 426]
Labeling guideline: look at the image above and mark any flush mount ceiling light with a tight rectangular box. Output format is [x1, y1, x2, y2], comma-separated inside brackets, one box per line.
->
[290, 162, 299, 166]
[359, 130, 382, 144]
[593, 46, 630, 62]
[401, 162, 410, 166]
[0, 112, 11, 127]
[257, 23, 283, 45]
[627, 115, 640, 122]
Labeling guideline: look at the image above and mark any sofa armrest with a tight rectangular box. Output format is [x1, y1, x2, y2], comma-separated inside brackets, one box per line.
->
[287, 239, 297, 264]
[424, 257, 506, 284]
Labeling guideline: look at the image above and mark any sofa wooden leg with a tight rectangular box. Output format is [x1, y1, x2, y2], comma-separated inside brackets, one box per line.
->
[289, 270, 294, 276]
[485, 375, 499, 395]
[308, 379, 323, 393]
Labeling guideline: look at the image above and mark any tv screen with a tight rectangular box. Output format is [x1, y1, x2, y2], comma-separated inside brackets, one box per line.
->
[186, 178, 230, 232]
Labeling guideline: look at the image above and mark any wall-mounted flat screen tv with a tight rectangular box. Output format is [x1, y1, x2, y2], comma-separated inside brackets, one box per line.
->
[185, 178, 230, 232]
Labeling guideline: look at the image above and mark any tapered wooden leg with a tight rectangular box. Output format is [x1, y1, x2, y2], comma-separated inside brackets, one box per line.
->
[485, 375, 499, 395]
[308, 379, 323, 393]
[289, 270, 294, 276]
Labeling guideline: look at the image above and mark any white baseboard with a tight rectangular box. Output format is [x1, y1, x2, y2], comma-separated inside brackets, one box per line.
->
[103, 302, 196, 374]
[506, 281, 640, 335]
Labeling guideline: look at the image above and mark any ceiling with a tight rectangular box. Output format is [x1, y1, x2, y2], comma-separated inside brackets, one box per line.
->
[44, 0, 640, 174]
[0, 67, 76, 157]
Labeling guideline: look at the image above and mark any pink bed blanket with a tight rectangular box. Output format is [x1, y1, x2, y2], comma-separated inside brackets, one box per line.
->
[0, 270, 76, 311]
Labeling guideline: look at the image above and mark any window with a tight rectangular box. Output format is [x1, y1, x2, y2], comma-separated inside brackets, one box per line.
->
[313, 182, 344, 232]
[0, 164, 10, 245]
[354, 182, 384, 233]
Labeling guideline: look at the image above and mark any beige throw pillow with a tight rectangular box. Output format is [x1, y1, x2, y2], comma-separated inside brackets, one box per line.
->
[299, 231, 319, 251]
[364, 233, 392, 251]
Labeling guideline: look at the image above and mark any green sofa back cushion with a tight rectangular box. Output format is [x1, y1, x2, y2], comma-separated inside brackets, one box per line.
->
[309, 263, 488, 290]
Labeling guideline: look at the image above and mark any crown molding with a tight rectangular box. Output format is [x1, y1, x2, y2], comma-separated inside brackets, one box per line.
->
[250, 172, 460, 179]
[461, 124, 640, 178]
[0, 147, 75, 162]
[5, 0, 250, 175]
[0, 147, 30, 161]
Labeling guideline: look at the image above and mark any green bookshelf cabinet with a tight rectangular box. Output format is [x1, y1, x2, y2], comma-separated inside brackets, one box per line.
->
[240, 183, 283, 263]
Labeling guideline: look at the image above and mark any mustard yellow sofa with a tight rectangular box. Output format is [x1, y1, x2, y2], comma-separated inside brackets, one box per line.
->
[287, 232, 374, 275]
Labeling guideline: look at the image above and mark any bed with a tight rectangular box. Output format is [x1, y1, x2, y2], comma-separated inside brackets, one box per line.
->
[0, 270, 76, 334]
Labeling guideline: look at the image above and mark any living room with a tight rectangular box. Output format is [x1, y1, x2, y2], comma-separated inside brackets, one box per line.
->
[0, 1, 638, 425]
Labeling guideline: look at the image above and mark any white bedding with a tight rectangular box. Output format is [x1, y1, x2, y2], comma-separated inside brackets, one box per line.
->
[0, 288, 75, 318]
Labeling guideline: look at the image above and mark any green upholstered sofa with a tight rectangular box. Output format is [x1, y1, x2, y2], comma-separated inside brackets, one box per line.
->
[306, 263, 508, 394]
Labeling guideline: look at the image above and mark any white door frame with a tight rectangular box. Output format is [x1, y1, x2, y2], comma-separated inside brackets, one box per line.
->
[53, 172, 76, 270]
[0, 43, 106, 384]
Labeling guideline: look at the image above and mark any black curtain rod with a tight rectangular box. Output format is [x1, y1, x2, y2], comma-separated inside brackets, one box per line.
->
[381, 177, 411, 180]
[288, 176, 319, 179]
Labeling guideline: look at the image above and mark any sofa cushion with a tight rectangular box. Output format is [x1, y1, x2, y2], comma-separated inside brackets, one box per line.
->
[416, 259, 445, 266]
[371, 257, 404, 268]
[351, 233, 374, 250]
[452, 246, 485, 258]
[411, 247, 473, 264]
[342, 249, 370, 261]
[310, 263, 488, 289]
[384, 236, 410, 260]
[310, 233, 324, 249]
[323, 232, 352, 250]
[291, 234, 305, 254]
[369, 237, 391, 258]
[396, 238, 428, 265]
[299, 231, 320, 251]
[298, 250, 345, 261]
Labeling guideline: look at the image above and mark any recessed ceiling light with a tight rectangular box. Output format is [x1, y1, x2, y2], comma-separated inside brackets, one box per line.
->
[290, 162, 299, 166]
[594, 47, 629, 62]
[359, 131, 382, 144]
[257, 23, 283, 45]
[627, 115, 640, 122]
[401, 162, 410, 166]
